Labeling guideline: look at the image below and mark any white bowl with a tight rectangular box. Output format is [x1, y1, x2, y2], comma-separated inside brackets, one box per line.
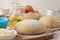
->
[0, 29, 17, 40]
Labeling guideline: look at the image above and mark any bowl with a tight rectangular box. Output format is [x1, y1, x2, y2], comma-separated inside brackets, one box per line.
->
[0, 29, 17, 40]
[0, 17, 8, 28]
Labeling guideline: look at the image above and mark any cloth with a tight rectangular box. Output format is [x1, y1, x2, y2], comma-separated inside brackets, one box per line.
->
[50, 30, 60, 40]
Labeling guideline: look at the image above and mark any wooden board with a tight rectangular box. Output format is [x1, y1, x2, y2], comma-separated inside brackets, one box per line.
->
[47, 27, 60, 32]
[14, 32, 53, 40]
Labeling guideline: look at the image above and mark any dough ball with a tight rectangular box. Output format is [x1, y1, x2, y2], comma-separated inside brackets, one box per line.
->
[39, 16, 60, 28]
[15, 19, 46, 35]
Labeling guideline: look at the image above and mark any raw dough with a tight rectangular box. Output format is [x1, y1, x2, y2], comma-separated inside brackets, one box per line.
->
[39, 16, 60, 28]
[15, 19, 46, 35]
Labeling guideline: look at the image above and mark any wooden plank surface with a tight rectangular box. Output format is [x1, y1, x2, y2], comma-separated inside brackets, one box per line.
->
[8, 27, 60, 40]
[47, 27, 60, 32]
[14, 32, 53, 40]
[13, 27, 60, 40]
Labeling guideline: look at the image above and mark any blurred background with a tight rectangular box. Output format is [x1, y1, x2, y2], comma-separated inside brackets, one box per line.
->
[0, 0, 60, 15]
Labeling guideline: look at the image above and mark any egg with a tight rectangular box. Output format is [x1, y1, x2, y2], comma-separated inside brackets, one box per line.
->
[39, 16, 60, 28]
[24, 5, 34, 13]
[15, 19, 46, 35]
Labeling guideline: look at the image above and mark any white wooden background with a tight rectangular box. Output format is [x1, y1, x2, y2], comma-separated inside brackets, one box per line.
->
[0, 0, 60, 15]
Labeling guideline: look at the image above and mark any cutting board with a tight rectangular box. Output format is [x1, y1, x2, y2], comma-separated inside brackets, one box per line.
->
[14, 32, 53, 40]
[47, 27, 60, 32]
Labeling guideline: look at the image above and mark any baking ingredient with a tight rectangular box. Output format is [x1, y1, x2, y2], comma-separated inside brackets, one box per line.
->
[23, 12, 41, 20]
[24, 5, 34, 13]
[0, 29, 13, 36]
[12, 15, 24, 21]
[28, 10, 39, 14]
[23, 5, 41, 19]
[28, 11, 34, 13]
[15, 19, 46, 35]
[39, 16, 60, 28]
[8, 16, 24, 28]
